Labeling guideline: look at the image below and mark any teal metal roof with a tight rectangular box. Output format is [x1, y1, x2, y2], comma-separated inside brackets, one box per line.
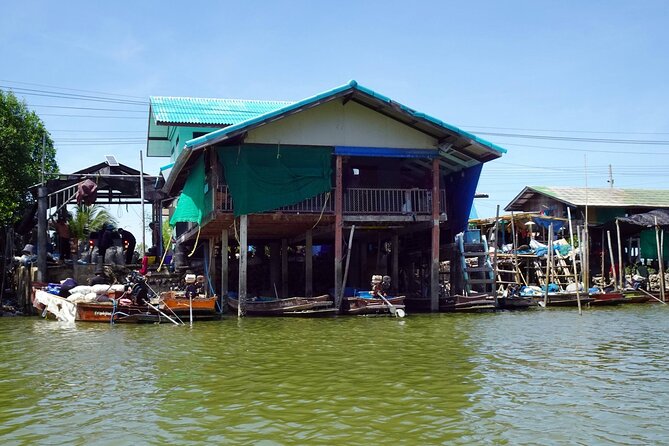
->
[505, 186, 669, 211]
[149, 96, 293, 126]
[184, 80, 507, 155]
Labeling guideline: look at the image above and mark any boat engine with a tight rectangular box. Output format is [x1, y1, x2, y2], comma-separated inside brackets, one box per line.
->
[371, 275, 392, 296]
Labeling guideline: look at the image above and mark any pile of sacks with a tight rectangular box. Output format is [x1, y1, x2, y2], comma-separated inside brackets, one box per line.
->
[66, 284, 126, 303]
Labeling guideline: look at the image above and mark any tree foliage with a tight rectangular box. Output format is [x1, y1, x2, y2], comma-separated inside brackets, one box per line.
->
[68, 204, 117, 240]
[0, 90, 58, 226]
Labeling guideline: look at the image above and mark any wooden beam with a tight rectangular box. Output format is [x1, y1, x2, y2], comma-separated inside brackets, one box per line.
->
[305, 229, 313, 297]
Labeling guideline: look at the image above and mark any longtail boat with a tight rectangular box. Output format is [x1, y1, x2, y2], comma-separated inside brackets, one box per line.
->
[226, 294, 335, 316]
[340, 291, 405, 316]
[441, 293, 498, 312]
[159, 291, 219, 320]
[589, 291, 626, 306]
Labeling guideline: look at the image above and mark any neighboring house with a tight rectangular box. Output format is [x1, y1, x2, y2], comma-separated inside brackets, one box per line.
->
[505, 186, 669, 225]
[147, 80, 506, 310]
[505, 186, 669, 268]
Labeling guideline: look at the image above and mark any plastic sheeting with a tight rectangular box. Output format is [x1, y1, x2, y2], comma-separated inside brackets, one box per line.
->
[34, 290, 76, 323]
[170, 156, 206, 226]
[218, 144, 332, 217]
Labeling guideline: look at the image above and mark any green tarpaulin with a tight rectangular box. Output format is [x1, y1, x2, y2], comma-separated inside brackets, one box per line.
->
[218, 144, 332, 216]
[170, 156, 206, 226]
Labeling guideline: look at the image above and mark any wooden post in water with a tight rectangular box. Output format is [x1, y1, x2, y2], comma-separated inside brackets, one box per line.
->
[392, 232, 399, 294]
[305, 229, 313, 297]
[238, 214, 248, 317]
[281, 238, 288, 298]
[568, 208, 582, 315]
[342, 225, 355, 301]
[655, 217, 666, 302]
[616, 219, 624, 290]
[430, 157, 440, 312]
[493, 205, 500, 296]
[221, 228, 228, 310]
[543, 224, 553, 307]
[334, 155, 344, 309]
[510, 211, 520, 285]
[607, 230, 618, 290]
[601, 232, 606, 287]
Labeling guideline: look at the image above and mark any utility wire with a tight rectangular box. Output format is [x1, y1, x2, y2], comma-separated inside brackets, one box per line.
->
[0, 79, 147, 100]
[28, 104, 147, 112]
[477, 131, 669, 145]
[464, 125, 669, 136]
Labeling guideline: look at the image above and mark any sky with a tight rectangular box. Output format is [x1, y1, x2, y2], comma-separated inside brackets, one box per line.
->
[2, 0, 669, 242]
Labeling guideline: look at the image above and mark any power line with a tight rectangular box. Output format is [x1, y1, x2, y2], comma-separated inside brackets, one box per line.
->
[476, 131, 669, 145]
[500, 142, 669, 155]
[0, 79, 147, 100]
[38, 113, 146, 119]
[0, 86, 148, 106]
[28, 104, 147, 112]
[464, 125, 669, 136]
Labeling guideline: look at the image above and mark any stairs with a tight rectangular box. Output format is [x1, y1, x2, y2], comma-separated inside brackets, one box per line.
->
[455, 231, 495, 295]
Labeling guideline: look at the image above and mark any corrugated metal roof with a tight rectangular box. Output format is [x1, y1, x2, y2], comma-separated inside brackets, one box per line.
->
[519, 186, 669, 208]
[149, 96, 294, 126]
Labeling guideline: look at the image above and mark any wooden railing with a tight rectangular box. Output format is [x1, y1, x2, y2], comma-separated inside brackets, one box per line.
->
[216, 186, 447, 215]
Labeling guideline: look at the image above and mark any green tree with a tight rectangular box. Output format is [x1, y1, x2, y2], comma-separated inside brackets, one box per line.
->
[68, 204, 117, 241]
[0, 90, 58, 226]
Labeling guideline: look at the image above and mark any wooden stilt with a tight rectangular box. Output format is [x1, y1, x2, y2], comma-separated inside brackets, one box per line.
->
[305, 229, 313, 297]
[493, 205, 500, 295]
[334, 155, 344, 309]
[238, 214, 248, 317]
[392, 232, 399, 294]
[655, 217, 666, 302]
[616, 219, 624, 290]
[221, 228, 228, 310]
[567, 208, 582, 315]
[281, 238, 288, 298]
[430, 157, 440, 312]
[607, 230, 618, 290]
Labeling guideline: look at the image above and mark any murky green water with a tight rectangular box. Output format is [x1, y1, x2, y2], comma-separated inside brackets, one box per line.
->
[1, 306, 668, 445]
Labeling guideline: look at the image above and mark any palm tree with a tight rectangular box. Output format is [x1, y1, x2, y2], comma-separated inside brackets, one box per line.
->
[68, 204, 117, 256]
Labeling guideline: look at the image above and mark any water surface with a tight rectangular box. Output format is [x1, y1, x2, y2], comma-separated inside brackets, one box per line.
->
[1, 306, 668, 445]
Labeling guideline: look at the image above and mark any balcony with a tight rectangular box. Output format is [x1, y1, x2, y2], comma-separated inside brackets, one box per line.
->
[217, 186, 447, 217]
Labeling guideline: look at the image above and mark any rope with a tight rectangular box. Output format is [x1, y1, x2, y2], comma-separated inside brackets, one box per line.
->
[311, 192, 330, 229]
[156, 226, 174, 272]
[187, 226, 201, 257]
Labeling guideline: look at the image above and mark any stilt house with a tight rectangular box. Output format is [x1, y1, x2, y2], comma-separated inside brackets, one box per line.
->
[147, 81, 506, 311]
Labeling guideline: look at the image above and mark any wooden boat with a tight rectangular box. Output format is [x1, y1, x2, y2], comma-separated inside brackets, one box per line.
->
[621, 290, 656, 303]
[496, 295, 535, 310]
[159, 291, 220, 320]
[340, 291, 405, 315]
[33, 289, 164, 323]
[76, 301, 163, 323]
[441, 293, 498, 312]
[589, 291, 626, 306]
[226, 294, 335, 316]
[532, 293, 595, 307]
[404, 295, 452, 312]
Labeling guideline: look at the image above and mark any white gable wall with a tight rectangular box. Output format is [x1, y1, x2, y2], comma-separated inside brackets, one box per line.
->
[244, 100, 437, 149]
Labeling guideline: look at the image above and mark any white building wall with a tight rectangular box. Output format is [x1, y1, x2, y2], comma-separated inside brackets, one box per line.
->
[245, 100, 437, 149]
